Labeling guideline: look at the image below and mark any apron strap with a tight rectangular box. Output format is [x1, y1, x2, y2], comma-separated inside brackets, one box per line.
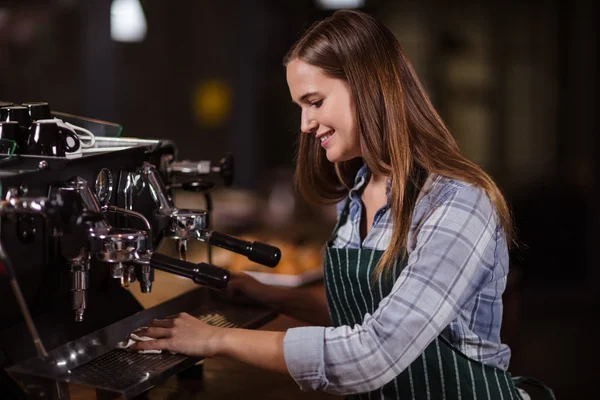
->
[327, 196, 351, 246]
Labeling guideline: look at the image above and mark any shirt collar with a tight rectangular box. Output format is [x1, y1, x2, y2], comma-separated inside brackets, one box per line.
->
[348, 163, 392, 203]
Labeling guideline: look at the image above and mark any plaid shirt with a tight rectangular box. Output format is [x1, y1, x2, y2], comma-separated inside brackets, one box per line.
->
[283, 165, 512, 395]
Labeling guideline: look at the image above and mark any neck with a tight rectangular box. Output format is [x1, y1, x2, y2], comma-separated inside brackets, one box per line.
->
[369, 171, 388, 186]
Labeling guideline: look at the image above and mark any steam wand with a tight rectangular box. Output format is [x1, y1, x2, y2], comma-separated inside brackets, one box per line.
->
[0, 242, 48, 358]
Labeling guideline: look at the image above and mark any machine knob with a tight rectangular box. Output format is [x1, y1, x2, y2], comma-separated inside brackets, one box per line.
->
[218, 153, 234, 186]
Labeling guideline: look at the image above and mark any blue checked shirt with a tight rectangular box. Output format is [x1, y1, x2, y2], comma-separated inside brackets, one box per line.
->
[283, 165, 512, 395]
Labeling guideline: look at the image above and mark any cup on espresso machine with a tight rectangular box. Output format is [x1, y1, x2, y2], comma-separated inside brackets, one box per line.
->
[27, 120, 80, 157]
[35, 118, 83, 158]
[21, 103, 85, 157]
[22, 101, 52, 121]
[0, 105, 32, 152]
[0, 122, 20, 154]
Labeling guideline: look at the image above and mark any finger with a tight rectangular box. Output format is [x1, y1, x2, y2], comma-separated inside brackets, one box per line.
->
[148, 319, 174, 328]
[129, 338, 171, 352]
[133, 327, 171, 339]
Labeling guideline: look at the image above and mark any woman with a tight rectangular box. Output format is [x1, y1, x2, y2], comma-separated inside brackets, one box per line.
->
[132, 10, 527, 399]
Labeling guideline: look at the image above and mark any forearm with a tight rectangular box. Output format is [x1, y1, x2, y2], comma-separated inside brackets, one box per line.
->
[216, 328, 288, 374]
[264, 285, 331, 326]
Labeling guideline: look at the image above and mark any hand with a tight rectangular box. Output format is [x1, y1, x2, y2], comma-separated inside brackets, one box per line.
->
[129, 313, 223, 357]
[224, 271, 277, 306]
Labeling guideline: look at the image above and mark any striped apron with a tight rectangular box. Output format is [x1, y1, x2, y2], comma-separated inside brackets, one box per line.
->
[324, 247, 523, 400]
[324, 202, 524, 399]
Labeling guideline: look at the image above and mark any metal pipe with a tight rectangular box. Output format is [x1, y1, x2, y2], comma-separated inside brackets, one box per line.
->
[107, 206, 152, 253]
[0, 240, 48, 358]
[70, 248, 90, 322]
[107, 206, 151, 231]
[65, 177, 102, 212]
[167, 160, 213, 175]
[141, 162, 174, 210]
[62, 177, 110, 232]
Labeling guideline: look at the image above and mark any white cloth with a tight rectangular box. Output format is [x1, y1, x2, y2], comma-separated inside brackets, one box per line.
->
[117, 333, 162, 354]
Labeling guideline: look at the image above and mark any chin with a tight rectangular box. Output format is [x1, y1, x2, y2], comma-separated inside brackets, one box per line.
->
[325, 149, 358, 163]
[325, 152, 343, 163]
[325, 154, 336, 163]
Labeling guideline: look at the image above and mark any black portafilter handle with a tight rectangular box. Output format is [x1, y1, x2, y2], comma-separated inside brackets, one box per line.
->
[208, 231, 281, 268]
[149, 252, 230, 290]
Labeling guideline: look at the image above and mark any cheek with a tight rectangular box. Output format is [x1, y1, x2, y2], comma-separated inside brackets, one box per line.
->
[342, 104, 356, 135]
[345, 118, 359, 144]
[330, 108, 353, 133]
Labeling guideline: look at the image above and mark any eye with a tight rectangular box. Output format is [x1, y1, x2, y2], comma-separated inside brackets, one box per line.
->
[310, 99, 323, 108]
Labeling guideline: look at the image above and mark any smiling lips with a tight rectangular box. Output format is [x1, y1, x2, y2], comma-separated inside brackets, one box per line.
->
[317, 130, 334, 148]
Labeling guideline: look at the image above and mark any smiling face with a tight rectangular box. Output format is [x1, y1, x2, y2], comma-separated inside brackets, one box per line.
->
[286, 58, 361, 163]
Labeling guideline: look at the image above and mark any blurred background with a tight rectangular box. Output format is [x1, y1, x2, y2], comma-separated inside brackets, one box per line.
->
[0, 0, 597, 397]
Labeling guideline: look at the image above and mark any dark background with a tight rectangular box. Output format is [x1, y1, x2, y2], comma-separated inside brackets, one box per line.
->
[1, 0, 597, 397]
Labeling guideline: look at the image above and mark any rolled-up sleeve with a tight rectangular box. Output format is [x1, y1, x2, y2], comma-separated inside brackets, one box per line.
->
[283, 185, 499, 395]
[283, 326, 328, 390]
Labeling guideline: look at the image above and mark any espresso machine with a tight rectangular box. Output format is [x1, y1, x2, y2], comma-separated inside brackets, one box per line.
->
[0, 104, 281, 399]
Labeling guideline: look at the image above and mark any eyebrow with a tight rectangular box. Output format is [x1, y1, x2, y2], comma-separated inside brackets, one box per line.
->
[292, 92, 319, 105]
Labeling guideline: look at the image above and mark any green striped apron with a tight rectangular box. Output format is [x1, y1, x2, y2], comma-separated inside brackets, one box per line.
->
[324, 203, 524, 399]
[324, 247, 523, 400]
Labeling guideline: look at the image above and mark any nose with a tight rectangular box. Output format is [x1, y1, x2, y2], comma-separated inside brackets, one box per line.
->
[300, 110, 318, 134]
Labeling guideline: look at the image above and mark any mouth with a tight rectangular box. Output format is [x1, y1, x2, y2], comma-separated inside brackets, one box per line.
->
[316, 130, 335, 146]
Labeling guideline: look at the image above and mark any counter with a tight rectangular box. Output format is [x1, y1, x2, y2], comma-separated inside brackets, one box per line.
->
[68, 272, 334, 399]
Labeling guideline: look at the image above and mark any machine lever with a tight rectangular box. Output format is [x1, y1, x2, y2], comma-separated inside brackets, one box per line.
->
[149, 253, 230, 290]
[206, 231, 281, 268]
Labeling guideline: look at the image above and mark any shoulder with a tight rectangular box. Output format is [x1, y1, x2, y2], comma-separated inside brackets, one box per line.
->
[411, 175, 497, 238]
[418, 175, 493, 213]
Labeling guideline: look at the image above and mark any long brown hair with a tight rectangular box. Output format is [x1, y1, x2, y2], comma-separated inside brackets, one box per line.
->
[284, 10, 513, 278]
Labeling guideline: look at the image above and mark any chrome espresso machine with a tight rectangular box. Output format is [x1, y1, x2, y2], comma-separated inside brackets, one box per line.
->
[0, 103, 281, 399]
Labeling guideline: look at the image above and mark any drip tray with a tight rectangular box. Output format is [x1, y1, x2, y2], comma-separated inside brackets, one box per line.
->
[67, 350, 188, 393]
[7, 289, 277, 399]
